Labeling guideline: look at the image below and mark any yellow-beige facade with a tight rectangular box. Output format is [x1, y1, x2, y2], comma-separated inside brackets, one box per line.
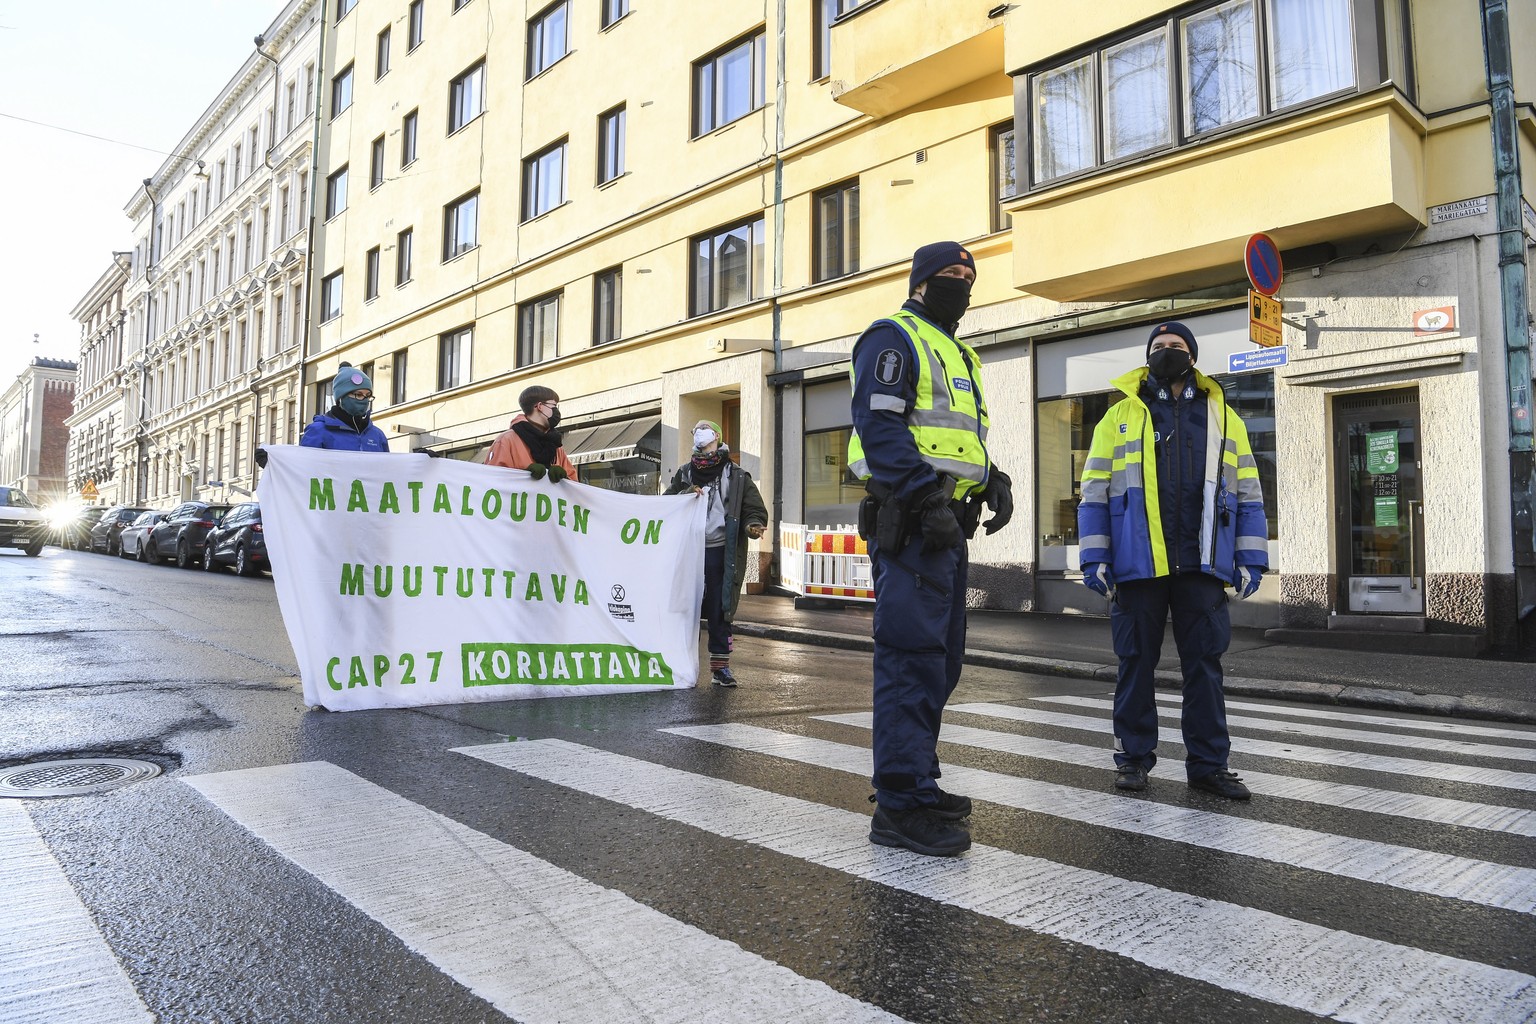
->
[305, 0, 1535, 648]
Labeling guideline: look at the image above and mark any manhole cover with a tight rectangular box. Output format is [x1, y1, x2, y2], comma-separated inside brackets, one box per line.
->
[0, 758, 162, 798]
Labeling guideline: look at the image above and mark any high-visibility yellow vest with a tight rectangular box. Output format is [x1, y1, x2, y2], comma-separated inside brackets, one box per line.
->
[848, 310, 990, 499]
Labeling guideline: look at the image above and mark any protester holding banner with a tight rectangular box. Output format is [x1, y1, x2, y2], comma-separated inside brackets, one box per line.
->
[487, 386, 577, 482]
[299, 364, 390, 453]
[663, 421, 767, 688]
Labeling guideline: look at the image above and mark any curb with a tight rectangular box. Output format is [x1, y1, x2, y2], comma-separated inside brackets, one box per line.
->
[732, 621, 1536, 727]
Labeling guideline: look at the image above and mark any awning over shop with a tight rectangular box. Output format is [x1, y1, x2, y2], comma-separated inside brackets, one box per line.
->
[566, 416, 662, 466]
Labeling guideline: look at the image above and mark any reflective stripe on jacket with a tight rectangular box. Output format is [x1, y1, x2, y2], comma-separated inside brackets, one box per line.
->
[1076, 366, 1267, 585]
[848, 310, 990, 500]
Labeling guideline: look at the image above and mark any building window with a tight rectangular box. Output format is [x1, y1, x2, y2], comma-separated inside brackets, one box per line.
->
[325, 165, 348, 219]
[370, 135, 386, 190]
[390, 348, 408, 405]
[304, 62, 316, 115]
[454, 0, 472, 10]
[396, 227, 414, 284]
[285, 80, 298, 134]
[1027, 0, 1356, 186]
[320, 270, 343, 322]
[448, 60, 486, 133]
[593, 267, 621, 345]
[691, 216, 764, 316]
[527, 1, 569, 78]
[812, 0, 866, 80]
[335, 0, 356, 22]
[601, 0, 629, 28]
[365, 247, 380, 300]
[376, 26, 391, 79]
[813, 179, 858, 282]
[990, 122, 1016, 232]
[443, 191, 479, 260]
[522, 139, 566, 220]
[408, 0, 424, 50]
[331, 63, 354, 118]
[597, 104, 625, 184]
[692, 31, 765, 137]
[438, 326, 472, 390]
[402, 109, 419, 166]
[518, 292, 560, 366]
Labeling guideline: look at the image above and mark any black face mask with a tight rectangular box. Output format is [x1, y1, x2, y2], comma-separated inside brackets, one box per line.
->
[1148, 348, 1193, 382]
[922, 276, 972, 326]
[543, 406, 561, 429]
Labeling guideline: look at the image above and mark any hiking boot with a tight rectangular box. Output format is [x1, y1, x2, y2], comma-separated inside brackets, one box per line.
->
[1188, 769, 1251, 800]
[1113, 762, 1149, 792]
[869, 805, 971, 857]
[931, 788, 973, 821]
[711, 667, 738, 688]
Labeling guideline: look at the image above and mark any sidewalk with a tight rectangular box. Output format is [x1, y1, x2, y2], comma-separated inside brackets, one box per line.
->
[733, 594, 1536, 726]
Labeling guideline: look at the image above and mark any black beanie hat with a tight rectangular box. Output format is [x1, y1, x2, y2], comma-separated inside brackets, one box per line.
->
[1146, 321, 1198, 362]
[908, 241, 975, 294]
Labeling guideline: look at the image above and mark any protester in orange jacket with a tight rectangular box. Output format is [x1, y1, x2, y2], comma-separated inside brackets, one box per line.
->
[486, 385, 578, 482]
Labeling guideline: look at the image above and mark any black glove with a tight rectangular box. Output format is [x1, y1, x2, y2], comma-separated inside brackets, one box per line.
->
[980, 467, 1013, 535]
[255, 448, 269, 469]
[916, 488, 963, 553]
[527, 463, 548, 480]
[547, 465, 568, 483]
[423, 448, 443, 459]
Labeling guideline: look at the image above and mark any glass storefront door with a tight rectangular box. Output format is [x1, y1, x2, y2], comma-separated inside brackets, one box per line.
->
[1335, 387, 1424, 614]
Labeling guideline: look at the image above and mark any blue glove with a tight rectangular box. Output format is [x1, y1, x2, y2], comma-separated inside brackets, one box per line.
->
[1082, 562, 1114, 599]
[1233, 565, 1263, 599]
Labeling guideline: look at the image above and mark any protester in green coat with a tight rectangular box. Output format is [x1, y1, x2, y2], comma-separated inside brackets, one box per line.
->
[664, 420, 768, 687]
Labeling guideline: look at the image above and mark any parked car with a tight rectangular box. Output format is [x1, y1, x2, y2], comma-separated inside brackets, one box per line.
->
[53, 505, 109, 549]
[0, 486, 47, 556]
[88, 506, 151, 555]
[144, 501, 232, 569]
[118, 510, 169, 561]
[203, 503, 268, 576]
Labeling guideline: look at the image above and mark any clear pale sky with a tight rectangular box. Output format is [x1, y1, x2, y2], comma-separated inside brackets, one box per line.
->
[0, 0, 290, 387]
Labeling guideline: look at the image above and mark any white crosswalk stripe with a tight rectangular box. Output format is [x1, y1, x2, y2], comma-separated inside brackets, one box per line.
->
[815, 710, 1536, 837]
[1034, 694, 1536, 762]
[14, 694, 1536, 1024]
[674, 723, 1536, 912]
[1156, 693, 1536, 742]
[950, 701, 1536, 791]
[184, 761, 908, 1024]
[456, 737, 1536, 1023]
[0, 801, 153, 1024]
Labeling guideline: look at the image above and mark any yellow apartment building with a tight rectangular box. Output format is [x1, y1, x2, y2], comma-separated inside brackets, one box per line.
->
[306, 0, 1535, 651]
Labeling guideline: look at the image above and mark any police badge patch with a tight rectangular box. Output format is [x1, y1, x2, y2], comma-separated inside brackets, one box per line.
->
[875, 349, 904, 385]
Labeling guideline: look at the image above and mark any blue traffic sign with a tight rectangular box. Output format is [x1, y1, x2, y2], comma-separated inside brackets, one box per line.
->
[1229, 346, 1289, 373]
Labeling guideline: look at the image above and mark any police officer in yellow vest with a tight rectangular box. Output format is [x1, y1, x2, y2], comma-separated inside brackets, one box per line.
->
[848, 241, 1013, 857]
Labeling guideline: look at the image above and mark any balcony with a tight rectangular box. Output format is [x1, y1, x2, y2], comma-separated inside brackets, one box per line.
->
[830, 0, 1004, 118]
[1009, 93, 1429, 301]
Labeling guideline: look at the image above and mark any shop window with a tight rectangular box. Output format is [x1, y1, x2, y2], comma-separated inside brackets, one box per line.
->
[1035, 370, 1278, 572]
[804, 428, 862, 528]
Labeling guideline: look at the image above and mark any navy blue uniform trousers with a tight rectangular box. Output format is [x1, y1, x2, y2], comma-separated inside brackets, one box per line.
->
[1110, 572, 1232, 781]
[870, 534, 967, 811]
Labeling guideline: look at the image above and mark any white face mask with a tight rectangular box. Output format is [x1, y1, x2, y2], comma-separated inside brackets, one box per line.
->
[693, 427, 716, 448]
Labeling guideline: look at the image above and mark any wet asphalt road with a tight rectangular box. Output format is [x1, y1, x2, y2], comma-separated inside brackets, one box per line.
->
[1, 546, 1534, 1024]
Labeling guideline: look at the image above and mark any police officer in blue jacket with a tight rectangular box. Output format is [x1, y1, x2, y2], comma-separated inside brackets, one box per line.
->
[848, 242, 1013, 856]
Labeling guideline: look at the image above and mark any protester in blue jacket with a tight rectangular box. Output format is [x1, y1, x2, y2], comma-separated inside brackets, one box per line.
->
[1077, 322, 1268, 800]
[300, 364, 390, 452]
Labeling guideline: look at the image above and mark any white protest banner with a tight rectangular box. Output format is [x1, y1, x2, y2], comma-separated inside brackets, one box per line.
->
[257, 445, 706, 712]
